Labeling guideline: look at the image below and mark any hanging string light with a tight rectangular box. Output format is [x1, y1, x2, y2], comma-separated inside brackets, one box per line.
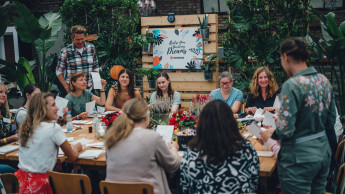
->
[137, 0, 156, 16]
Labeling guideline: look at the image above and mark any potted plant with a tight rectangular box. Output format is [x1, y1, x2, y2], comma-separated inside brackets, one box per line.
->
[198, 14, 209, 39]
[142, 32, 155, 53]
[139, 67, 160, 88]
[202, 54, 217, 80]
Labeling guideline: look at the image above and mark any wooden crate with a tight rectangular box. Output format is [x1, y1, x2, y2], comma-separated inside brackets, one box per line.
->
[141, 14, 219, 109]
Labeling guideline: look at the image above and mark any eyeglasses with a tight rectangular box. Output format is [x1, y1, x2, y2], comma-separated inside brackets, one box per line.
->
[220, 82, 231, 86]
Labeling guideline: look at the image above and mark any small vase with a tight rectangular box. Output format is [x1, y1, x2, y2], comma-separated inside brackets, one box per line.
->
[199, 28, 210, 39]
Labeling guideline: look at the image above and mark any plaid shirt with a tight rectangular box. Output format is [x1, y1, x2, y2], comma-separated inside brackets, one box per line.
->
[56, 42, 99, 90]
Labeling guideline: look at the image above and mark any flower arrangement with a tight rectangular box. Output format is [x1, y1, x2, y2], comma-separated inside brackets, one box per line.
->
[169, 110, 198, 136]
[189, 93, 212, 117]
[101, 111, 122, 127]
[150, 96, 171, 125]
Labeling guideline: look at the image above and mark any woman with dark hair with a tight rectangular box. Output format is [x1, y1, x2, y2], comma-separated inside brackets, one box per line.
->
[65, 71, 106, 119]
[105, 68, 142, 111]
[245, 66, 280, 114]
[15, 93, 82, 193]
[150, 71, 180, 113]
[271, 38, 336, 193]
[105, 98, 180, 193]
[180, 100, 259, 193]
[15, 84, 41, 127]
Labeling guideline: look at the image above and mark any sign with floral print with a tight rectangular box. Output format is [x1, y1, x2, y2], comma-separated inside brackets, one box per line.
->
[152, 29, 203, 69]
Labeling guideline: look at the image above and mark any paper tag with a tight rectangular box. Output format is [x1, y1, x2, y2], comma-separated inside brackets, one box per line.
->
[262, 111, 276, 129]
[156, 125, 174, 143]
[55, 96, 69, 117]
[248, 122, 263, 139]
[3, 118, 10, 123]
[273, 95, 281, 109]
[91, 72, 102, 90]
[86, 100, 96, 116]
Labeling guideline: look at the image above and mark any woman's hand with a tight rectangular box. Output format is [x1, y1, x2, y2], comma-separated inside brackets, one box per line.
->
[7, 134, 18, 142]
[72, 142, 83, 152]
[246, 107, 257, 114]
[260, 131, 271, 143]
[62, 107, 68, 115]
[79, 112, 89, 120]
[101, 79, 107, 90]
[168, 141, 179, 151]
[262, 107, 274, 114]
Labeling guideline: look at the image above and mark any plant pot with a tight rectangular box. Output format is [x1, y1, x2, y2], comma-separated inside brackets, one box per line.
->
[177, 136, 194, 151]
[199, 28, 209, 39]
[203, 70, 213, 80]
[142, 43, 151, 53]
[148, 79, 156, 88]
[218, 47, 224, 59]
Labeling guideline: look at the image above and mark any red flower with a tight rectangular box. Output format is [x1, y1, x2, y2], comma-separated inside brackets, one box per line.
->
[102, 111, 122, 127]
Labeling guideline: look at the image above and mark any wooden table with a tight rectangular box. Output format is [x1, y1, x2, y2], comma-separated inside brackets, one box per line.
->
[0, 119, 276, 178]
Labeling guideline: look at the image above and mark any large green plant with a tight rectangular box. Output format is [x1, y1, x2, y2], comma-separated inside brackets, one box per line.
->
[13, 3, 61, 92]
[223, 0, 314, 96]
[309, 11, 345, 116]
[60, 0, 142, 90]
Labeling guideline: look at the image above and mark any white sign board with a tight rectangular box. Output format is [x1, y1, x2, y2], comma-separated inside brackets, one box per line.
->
[152, 29, 203, 69]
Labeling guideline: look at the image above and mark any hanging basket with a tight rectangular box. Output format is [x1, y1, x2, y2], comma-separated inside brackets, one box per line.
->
[142, 43, 151, 53]
[203, 70, 213, 80]
[148, 79, 156, 88]
[199, 28, 210, 39]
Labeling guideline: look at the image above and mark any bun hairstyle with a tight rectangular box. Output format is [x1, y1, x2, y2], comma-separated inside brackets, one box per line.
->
[280, 38, 311, 62]
[105, 98, 149, 149]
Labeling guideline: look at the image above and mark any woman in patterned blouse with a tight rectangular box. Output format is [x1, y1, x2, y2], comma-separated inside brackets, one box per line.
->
[0, 83, 17, 145]
[180, 100, 259, 193]
[245, 66, 280, 114]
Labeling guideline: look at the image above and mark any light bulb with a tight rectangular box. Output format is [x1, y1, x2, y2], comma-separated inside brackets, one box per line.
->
[137, 0, 143, 8]
[150, 0, 156, 9]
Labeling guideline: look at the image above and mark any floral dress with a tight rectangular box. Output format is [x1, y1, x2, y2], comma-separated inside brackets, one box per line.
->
[0, 115, 14, 140]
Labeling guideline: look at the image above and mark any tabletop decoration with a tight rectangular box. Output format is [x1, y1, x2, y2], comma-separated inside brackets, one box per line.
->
[150, 96, 171, 125]
[101, 111, 122, 128]
[189, 93, 212, 117]
[169, 110, 197, 136]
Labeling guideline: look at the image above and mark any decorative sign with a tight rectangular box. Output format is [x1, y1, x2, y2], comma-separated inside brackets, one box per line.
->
[152, 29, 203, 69]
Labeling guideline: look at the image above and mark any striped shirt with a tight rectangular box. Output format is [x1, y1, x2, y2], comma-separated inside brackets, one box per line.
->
[56, 42, 99, 90]
[210, 87, 243, 113]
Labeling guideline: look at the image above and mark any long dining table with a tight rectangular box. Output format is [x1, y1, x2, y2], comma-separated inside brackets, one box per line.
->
[0, 118, 276, 192]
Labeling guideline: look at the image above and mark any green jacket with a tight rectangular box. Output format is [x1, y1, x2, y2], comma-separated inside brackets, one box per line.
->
[275, 67, 336, 163]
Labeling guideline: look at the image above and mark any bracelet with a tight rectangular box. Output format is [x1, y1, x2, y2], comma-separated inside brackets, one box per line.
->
[100, 90, 105, 92]
[3, 138, 7, 144]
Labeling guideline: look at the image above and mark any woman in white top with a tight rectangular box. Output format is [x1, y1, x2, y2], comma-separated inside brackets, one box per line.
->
[150, 71, 181, 113]
[105, 98, 181, 194]
[15, 84, 41, 127]
[15, 93, 82, 194]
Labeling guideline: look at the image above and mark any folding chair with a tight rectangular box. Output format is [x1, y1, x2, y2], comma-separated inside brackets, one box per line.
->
[335, 140, 345, 165]
[0, 173, 19, 194]
[47, 171, 92, 194]
[99, 181, 154, 194]
[336, 164, 345, 194]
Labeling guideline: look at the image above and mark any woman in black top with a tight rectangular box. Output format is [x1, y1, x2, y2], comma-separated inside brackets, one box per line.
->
[245, 67, 279, 114]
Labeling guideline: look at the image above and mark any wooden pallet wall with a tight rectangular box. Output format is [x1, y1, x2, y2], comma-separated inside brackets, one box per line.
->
[141, 14, 219, 109]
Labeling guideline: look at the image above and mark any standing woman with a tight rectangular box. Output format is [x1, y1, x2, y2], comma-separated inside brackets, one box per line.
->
[150, 71, 180, 113]
[15, 84, 41, 127]
[180, 100, 259, 193]
[245, 67, 279, 114]
[105, 98, 180, 194]
[65, 71, 106, 119]
[15, 93, 82, 193]
[105, 69, 142, 111]
[0, 83, 17, 145]
[210, 71, 243, 113]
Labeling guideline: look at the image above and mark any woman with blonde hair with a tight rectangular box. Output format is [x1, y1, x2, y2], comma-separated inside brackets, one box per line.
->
[15, 93, 82, 193]
[245, 66, 279, 114]
[0, 83, 17, 145]
[105, 69, 142, 111]
[65, 71, 106, 119]
[105, 98, 180, 194]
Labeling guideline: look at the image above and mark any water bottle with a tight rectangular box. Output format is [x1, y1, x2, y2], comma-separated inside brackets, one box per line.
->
[66, 111, 73, 133]
[93, 108, 99, 133]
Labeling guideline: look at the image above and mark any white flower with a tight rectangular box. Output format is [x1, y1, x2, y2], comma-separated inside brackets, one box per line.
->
[283, 110, 289, 117]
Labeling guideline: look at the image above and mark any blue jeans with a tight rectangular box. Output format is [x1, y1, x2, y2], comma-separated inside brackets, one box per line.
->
[0, 164, 16, 173]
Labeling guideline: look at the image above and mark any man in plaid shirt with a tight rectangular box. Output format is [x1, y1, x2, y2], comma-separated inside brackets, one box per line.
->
[56, 25, 99, 93]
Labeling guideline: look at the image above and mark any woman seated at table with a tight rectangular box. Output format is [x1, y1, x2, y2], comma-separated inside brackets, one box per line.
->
[150, 71, 180, 113]
[65, 71, 106, 120]
[105, 69, 142, 111]
[210, 71, 243, 113]
[15, 93, 82, 193]
[105, 98, 180, 194]
[15, 84, 41, 127]
[245, 66, 280, 114]
[0, 83, 17, 146]
[180, 100, 259, 193]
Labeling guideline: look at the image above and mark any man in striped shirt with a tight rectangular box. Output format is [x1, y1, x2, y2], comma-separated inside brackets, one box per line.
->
[56, 25, 99, 93]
